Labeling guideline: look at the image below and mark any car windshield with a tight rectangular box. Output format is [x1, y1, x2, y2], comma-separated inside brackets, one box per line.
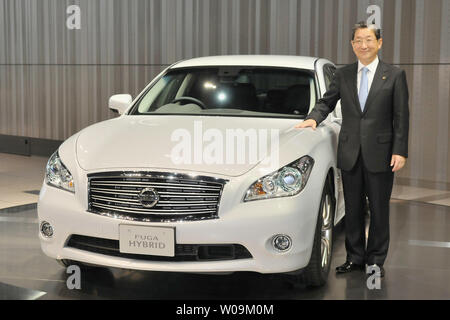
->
[130, 67, 316, 118]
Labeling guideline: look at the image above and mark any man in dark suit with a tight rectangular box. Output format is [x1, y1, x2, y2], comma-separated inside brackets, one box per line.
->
[295, 22, 409, 278]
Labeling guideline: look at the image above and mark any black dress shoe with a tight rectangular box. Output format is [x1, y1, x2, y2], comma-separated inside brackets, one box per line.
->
[366, 264, 385, 278]
[335, 261, 365, 274]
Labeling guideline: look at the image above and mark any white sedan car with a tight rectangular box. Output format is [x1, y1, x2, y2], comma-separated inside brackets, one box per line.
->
[38, 55, 345, 287]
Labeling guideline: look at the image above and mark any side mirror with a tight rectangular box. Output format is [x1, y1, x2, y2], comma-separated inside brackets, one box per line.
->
[109, 94, 132, 115]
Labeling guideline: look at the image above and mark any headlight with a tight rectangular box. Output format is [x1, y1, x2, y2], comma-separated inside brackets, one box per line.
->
[45, 151, 75, 193]
[244, 155, 314, 202]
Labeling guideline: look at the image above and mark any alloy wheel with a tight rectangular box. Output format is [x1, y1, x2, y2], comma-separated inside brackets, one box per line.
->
[320, 193, 333, 270]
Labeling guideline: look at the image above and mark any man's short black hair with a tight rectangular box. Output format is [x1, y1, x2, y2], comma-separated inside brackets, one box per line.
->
[352, 21, 381, 40]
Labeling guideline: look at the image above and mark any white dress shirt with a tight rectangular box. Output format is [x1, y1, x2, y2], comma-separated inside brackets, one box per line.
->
[357, 56, 379, 93]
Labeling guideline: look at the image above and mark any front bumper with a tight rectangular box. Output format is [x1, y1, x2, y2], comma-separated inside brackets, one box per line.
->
[37, 173, 323, 274]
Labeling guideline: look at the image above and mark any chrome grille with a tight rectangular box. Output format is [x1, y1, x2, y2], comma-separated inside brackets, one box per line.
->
[88, 172, 228, 222]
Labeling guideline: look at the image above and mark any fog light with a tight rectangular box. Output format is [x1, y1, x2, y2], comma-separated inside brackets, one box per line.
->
[40, 221, 54, 238]
[272, 234, 292, 252]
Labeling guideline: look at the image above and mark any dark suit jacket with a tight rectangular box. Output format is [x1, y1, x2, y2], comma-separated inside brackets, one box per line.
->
[306, 60, 409, 173]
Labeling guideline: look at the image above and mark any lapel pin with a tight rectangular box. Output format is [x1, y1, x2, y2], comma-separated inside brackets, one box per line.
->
[382, 76, 387, 80]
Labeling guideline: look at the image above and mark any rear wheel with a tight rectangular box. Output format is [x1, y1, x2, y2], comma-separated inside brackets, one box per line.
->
[297, 176, 336, 287]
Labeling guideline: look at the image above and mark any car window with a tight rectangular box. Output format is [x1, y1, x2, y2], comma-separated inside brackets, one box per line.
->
[139, 73, 186, 111]
[131, 67, 316, 118]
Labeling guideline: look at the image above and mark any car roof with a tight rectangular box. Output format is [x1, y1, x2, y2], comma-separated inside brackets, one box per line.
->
[171, 55, 320, 71]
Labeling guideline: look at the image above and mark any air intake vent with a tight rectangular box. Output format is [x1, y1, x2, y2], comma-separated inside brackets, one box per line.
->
[67, 235, 252, 262]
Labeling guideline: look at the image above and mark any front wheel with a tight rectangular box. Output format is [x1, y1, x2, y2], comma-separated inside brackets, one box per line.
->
[298, 177, 336, 287]
[56, 259, 104, 270]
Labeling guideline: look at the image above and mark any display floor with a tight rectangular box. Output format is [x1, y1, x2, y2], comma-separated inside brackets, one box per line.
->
[1, 200, 449, 300]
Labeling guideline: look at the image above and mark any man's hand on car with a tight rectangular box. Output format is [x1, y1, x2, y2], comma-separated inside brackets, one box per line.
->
[294, 119, 317, 130]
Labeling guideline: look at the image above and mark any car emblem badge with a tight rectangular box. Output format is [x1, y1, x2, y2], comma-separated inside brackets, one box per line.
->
[138, 188, 160, 208]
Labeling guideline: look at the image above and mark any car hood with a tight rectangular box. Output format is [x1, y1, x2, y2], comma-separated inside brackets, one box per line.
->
[76, 115, 305, 176]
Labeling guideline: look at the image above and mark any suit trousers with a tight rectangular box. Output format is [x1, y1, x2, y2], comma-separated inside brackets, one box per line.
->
[341, 149, 394, 266]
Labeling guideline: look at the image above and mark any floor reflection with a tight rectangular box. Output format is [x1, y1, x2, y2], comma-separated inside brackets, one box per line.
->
[1, 200, 449, 300]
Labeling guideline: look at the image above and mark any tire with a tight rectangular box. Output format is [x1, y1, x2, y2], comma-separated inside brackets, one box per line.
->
[56, 259, 103, 270]
[56, 259, 72, 268]
[298, 176, 336, 287]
